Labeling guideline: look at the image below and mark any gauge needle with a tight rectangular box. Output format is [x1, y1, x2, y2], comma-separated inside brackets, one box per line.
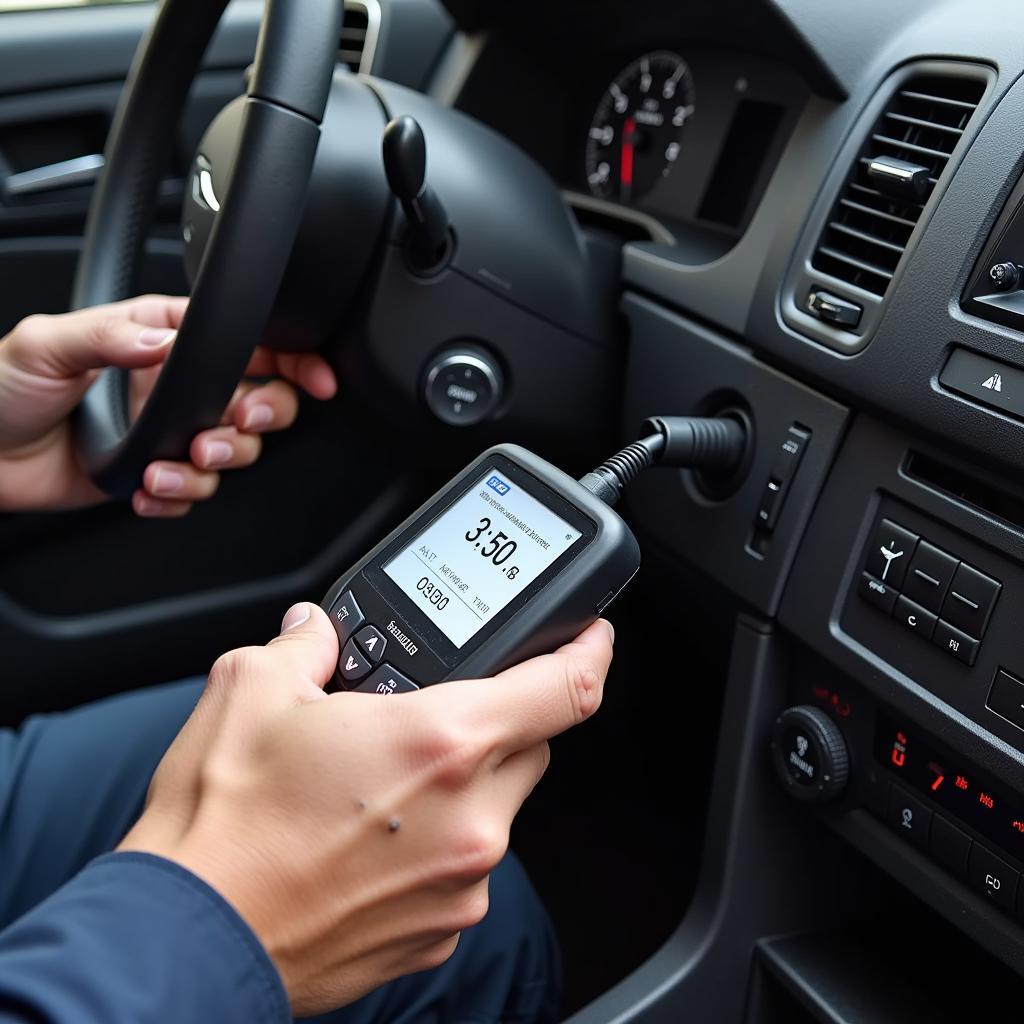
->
[620, 116, 635, 201]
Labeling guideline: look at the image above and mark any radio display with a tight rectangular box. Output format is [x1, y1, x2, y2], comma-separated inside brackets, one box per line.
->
[875, 713, 1024, 864]
[383, 468, 582, 649]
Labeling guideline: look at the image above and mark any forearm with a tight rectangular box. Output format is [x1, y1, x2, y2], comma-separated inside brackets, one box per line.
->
[0, 853, 289, 1024]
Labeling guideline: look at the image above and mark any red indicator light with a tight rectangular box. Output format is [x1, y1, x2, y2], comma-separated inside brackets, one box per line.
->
[1012, 821, 1024, 834]
[955, 775, 969, 791]
[890, 732, 908, 769]
[980, 792, 995, 810]
[812, 687, 852, 718]
[931, 774, 945, 792]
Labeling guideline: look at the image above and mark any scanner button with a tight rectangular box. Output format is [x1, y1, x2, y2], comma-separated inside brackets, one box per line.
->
[354, 625, 387, 665]
[339, 639, 373, 684]
[355, 664, 420, 695]
[328, 590, 365, 648]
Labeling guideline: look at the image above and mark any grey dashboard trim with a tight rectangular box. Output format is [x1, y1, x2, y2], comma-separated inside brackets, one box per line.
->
[563, 190, 677, 247]
[621, 93, 843, 337]
[426, 27, 487, 107]
[353, 0, 383, 76]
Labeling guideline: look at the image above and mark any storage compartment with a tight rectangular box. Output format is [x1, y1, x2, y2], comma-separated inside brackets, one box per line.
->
[747, 895, 1022, 1022]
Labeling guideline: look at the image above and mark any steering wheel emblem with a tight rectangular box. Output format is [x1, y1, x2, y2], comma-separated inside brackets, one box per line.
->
[192, 155, 220, 213]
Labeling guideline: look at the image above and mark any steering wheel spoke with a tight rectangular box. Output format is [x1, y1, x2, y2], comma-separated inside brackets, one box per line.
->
[72, 0, 343, 497]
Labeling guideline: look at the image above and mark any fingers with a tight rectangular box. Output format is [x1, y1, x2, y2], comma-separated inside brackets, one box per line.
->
[440, 619, 615, 755]
[226, 379, 300, 433]
[141, 460, 220, 503]
[121, 294, 189, 331]
[275, 351, 339, 401]
[131, 490, 194, 519]
[6, 311, 175, 379]
[243, 349, 338, 401]
[493, 741, 551, 816]
[189, 427, 262, 471]
[265, 603, 340, 693]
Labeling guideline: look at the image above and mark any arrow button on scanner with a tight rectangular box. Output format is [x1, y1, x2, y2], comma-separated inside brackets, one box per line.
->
[339, 638, 373, 685]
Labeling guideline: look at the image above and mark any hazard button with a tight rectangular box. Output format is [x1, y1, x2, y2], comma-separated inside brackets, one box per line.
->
[940, 348, 1024, 419]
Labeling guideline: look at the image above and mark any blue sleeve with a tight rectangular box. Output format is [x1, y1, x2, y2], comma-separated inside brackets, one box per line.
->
[0, 852, 290, 1024]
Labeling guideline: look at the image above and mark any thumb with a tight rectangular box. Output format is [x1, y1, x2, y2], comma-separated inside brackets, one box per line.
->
[5, 312, 175, 379]
[265, 603, 340, 692]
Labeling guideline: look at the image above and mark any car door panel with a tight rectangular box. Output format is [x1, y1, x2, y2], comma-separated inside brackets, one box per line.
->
[0, 0, 457, 720]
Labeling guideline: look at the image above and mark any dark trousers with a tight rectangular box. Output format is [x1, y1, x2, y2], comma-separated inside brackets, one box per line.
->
[0, 679, 561, 1023]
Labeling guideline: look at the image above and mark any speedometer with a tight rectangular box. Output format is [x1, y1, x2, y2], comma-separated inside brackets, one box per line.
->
[585, 51, 695, 202]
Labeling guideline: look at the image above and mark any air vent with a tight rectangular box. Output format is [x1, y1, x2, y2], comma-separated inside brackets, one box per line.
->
[339, 3, 371, 74]
[811, 73, 986, 298]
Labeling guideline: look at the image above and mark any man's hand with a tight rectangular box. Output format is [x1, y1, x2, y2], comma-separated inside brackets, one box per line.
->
[119, 606, 614, 1016]
[0, 296, 337, 517]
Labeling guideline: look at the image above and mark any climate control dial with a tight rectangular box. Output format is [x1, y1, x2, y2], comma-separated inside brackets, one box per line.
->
[771, 704, 849, 804]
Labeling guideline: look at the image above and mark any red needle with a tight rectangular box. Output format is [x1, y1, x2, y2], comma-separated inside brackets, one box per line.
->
[620, 116, 635, 196]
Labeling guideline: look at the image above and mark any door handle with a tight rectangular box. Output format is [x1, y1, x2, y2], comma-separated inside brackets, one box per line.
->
[3, 153, 105, 201]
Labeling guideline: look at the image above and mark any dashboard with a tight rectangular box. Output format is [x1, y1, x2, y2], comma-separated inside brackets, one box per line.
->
[460, 43, 806, 252]
[449, 0, 1024, 1018]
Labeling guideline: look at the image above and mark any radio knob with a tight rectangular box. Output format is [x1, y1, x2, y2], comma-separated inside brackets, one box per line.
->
[423, 347, 503, 426]
[770, 705, 849, 804]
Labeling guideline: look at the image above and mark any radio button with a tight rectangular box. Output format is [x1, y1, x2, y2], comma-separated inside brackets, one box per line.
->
[894, 595, 937, 640]
[886, 784, 931, 851]
[986, 669, 1024, 732]
[933, 620, 979, 667]
[339, 639, 373, 684]
[328, 590, 365, 648]
[865, 519, 918, 589]
[902, 541, 958, 614]
[355, 664, 420, 695]
[968, 844, 1018, 911]
[353, 625, 387, 665]
[941, 563, 1000, 639]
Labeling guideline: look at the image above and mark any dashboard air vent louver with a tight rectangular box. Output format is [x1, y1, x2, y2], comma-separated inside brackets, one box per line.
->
[811, 74, 986, 298]
[339, 4, 370, 73]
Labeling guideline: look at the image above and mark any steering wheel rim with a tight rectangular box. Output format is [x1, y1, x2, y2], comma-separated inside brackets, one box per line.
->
[72, 0, 344, 498]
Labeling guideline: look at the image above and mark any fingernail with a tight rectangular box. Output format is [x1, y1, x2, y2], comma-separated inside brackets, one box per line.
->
[602, 619, 615, 644]
[139, 328, 176, 348]
[203, 440, 234, 467]
[281, 603, 311, 632]
[133, 493, 162, 516]
[151, 467, 185, 496]
[244, 404, 274, 431]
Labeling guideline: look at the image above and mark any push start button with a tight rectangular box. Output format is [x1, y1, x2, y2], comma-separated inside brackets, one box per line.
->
[424, 348, 503, 426]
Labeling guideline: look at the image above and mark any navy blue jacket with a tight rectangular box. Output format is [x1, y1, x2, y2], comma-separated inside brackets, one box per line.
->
[0, 853, 289, 1023]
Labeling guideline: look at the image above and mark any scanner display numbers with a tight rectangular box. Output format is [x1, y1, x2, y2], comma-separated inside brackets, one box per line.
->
[416, 577, 449, 610]
[383, 468, 582, 648]
[465, 518, 520, 576]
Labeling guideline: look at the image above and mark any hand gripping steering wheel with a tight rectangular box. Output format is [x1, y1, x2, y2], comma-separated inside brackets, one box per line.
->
[71, 0, 344, 497]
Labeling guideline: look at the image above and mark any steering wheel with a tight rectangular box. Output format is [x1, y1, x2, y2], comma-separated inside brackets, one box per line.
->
[71, 0, 343, 498]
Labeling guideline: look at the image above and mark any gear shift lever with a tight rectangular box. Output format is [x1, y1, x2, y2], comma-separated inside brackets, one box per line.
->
[382, 115, 451, 271]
